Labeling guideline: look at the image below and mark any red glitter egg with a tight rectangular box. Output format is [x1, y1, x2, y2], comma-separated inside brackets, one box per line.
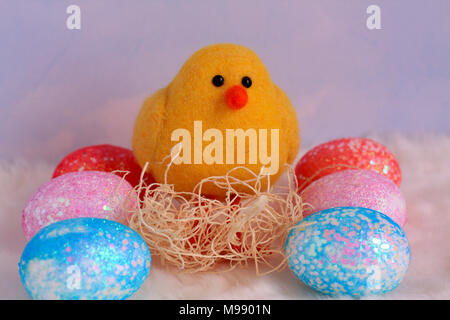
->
[53, 144, 155, 187]
[295, 138, 401, 191]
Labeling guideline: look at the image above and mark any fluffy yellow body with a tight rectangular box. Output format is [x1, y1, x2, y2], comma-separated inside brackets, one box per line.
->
[132, 44, 300, 198]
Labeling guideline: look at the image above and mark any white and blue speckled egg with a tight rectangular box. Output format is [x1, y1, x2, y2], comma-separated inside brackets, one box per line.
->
[285, 207, 410, 297]
[19, 217, 151, 300]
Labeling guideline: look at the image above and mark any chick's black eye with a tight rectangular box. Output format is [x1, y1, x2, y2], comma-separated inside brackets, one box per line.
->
[241, 76, 252, 88]
[212, 75, 224, 87]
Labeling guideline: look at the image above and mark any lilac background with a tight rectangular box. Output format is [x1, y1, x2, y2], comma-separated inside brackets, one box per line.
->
[0, 0, 449, 162]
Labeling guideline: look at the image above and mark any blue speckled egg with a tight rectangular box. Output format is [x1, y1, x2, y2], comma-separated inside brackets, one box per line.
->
[19, 218, 151, 300]
[285, 207, 410, 297]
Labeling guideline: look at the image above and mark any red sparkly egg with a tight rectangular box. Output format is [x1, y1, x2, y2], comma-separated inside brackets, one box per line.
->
[53, 144, 155, 187]
[295, 138, 401, 191]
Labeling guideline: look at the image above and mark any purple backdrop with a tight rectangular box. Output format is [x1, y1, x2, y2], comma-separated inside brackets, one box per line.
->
[0, 0, 449, 161]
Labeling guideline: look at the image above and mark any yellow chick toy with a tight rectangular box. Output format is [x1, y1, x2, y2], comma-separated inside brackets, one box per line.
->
[133, 44, 300, 198]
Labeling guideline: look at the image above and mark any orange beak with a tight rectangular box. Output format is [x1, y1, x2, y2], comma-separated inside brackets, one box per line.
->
[225, 85, 248, 110]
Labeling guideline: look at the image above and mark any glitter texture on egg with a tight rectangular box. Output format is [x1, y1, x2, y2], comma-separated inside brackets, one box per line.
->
[19, 218, 151, 300]
[295, 138, 402, 191]
[22, 171, 137, 240]
[302, 169, 407, 226]
[285, 207, 410, 297]
[52, 144, 155, 187]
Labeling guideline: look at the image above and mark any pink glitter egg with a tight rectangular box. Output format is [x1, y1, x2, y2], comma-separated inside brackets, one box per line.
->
[301, 169, 407, 227]
[22, 171, 138, 240]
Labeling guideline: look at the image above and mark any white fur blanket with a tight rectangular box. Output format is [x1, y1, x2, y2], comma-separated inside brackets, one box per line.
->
[1, 133, 449, 299]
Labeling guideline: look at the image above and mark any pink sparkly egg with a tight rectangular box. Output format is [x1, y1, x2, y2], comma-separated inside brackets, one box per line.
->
[301, 169, 407, 227]
[22, 171, 137, 240]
